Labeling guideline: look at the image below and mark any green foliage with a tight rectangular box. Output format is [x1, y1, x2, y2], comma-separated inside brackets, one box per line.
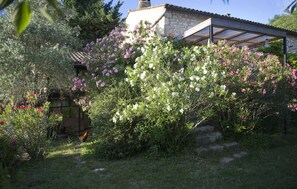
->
[0, 0, 64, 34]
[286, 0, 297, 13]
[78, 23, 296, 158]
[0, 5, 81, 98]
[258, 40, 297, 69]
[0, 94, 61, 161]
[64, 0, 123, 43]
[269, 11, 297, 32]
[185, 42, 292, 136]
[13, 1, 31, 34]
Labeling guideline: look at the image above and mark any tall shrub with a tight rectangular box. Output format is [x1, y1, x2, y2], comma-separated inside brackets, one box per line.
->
[0, 94, 61, 161]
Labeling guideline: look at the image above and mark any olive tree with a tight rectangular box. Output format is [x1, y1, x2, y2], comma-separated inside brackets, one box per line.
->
[0, 4, 81, 98]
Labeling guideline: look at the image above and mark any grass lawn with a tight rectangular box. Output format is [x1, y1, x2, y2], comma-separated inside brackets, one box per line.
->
[3, 127, 297, 189]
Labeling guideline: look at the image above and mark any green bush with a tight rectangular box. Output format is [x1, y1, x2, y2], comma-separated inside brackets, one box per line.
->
[82, 25, 296, 158]
[0, 94, 61, 161]
[89, 82, 146, 159]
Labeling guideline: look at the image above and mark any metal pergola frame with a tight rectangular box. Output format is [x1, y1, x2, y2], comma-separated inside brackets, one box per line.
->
[181, 17, 289, 134]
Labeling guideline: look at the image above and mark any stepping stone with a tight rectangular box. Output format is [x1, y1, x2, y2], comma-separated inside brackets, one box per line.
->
[196, 135, 210, 145]
[194, 125, 214, 134]
[233, 151, 248, 159]
[224, 142, 239, 149]
[208, 132, 222, 143]
[196, 132, 223, 146]
[209, 145, 224, 153]
[220, 157, 235, 164]
[196, 147, 209, 156]
[94, 168, 105, 172]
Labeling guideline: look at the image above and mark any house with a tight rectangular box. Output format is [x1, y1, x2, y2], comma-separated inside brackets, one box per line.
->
[126, 0, 297, 55]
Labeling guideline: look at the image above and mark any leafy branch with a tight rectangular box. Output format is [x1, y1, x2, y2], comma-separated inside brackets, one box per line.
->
[0, 0, 63, 34]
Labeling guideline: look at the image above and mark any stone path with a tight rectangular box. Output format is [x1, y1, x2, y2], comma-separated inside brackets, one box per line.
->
[220, 151, 248, 164]
[194, 125, 248, 164]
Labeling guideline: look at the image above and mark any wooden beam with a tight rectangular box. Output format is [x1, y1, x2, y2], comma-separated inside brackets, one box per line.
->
[194, 28, 228, 44]
[248, 37, 279, 48]
[211, 17, 286, 37]
[181, 18, 211, 40]
[233, 34, 263, 45]
[224, 31, 247, 41]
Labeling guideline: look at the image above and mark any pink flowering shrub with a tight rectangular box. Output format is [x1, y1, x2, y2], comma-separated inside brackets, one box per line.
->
[0, 93, 61, 162]
[183, 41, 296, 135]
[72, 22, 154, 111]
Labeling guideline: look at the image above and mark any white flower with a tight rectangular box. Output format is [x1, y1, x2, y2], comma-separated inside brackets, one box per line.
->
[167, 105, 172, 111]
[190, 83, 194, 88]
[132, 103, 139, 110]
[195, 87, 200, 92]
[149, 64, 154, 69]
[140, 71, 146, 80]
[112, 117, 117, 123]
[172, 92, 179, 97]
[220, 85, 226, 91]
[133, 63, 138, 69]
[119, 115, 123, 121]
[190, 76, 194, 81]
[232, 92, 236, 96]
[129, 80, 134, 87]
[203, 69, 208, 74]
[179, 109, 184, 114]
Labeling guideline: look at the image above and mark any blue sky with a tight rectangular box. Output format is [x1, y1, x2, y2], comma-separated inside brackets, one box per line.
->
[107, 0, 292, 24]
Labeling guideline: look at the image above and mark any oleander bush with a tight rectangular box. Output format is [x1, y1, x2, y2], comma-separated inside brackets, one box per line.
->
[75, 24, 297, 158]
[0, 93, 61, 164]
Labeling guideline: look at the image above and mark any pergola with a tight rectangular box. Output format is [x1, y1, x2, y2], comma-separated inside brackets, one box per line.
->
[181, 17, 289, 134]
[181, 17, 288, 65]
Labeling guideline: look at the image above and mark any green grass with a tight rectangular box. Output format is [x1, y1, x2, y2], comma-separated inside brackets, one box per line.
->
[3, 128, 297, 189]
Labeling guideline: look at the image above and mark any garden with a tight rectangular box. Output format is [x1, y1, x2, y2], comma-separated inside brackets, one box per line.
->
[1, 1, 297, 189]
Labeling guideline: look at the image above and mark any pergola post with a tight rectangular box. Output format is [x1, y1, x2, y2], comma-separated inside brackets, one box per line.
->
[283, 37, 288, 135]
[208, 25, 214, 45]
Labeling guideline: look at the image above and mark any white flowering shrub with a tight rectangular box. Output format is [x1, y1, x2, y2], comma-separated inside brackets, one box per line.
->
[87, 29, 296, 158]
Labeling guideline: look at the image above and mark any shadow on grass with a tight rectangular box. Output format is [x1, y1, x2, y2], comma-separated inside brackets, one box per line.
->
[6, 127, 297, 189]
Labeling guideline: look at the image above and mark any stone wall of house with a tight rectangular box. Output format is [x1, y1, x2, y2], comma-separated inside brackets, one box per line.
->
[287, 35, 297, 54]
[164, 10, 209, 37]
[125, 6, 166, 35]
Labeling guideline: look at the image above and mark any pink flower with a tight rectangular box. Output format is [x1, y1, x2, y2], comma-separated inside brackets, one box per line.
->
[37, 107, 44, 113]
[241, 115, 247, 121]
[262, 89, 267, 95]
[291, 69, 297, 80]
[241, 89, 246, 93]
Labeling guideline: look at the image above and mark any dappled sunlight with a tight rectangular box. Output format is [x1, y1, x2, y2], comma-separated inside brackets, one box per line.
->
[46, 141, 82, 159]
